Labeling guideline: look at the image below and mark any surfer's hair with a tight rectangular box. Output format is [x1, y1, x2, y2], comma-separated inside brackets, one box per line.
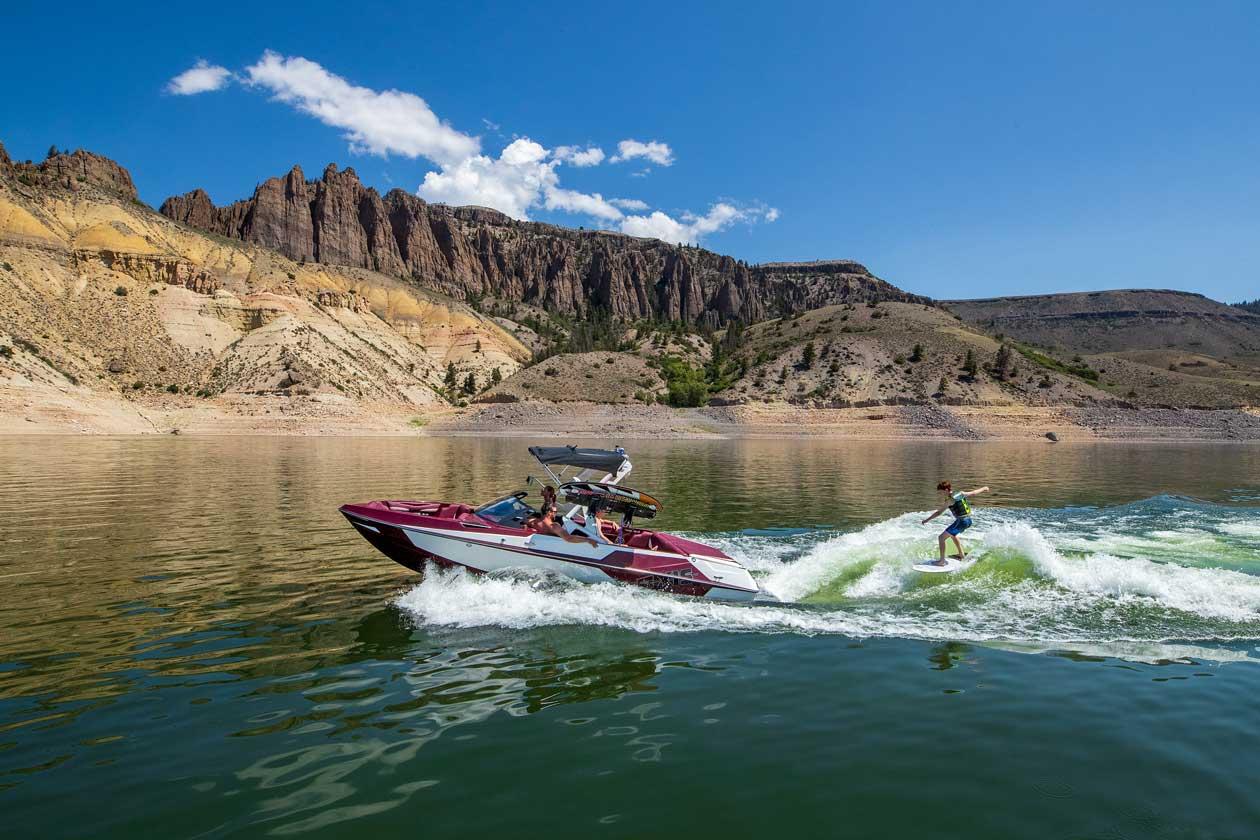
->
[936, 481, 952, 492]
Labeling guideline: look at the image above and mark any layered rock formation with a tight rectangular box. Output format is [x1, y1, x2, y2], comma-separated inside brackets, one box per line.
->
[162, 163, 928, 327]
[75, 251, 221, 295]
[2, 144, 138, 199]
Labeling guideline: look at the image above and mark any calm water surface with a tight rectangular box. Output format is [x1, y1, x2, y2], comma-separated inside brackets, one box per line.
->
[3, 437, 1260, 838]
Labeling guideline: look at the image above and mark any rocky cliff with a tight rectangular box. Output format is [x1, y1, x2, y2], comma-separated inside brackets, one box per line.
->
[1, 143, 138, 199]
[161, 163, 928, 327]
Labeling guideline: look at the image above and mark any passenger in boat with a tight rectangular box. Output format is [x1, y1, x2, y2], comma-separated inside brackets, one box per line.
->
[921, 481, 990, 566]
[526, 504, 598, 547]
[583, 500, 612, 543]
[540, 484, 557, 510]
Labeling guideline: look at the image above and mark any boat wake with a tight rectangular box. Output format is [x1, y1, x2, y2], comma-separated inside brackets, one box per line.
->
[395, 496, 1260, 662]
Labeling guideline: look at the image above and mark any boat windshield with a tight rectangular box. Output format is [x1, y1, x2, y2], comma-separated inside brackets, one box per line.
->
[474, 494, 534, 527]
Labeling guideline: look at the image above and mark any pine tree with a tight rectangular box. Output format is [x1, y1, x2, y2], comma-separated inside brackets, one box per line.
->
[993, 344, 1012, 379]
[962, 349, 978, 379]
[800, 341, 816, 370]
[475, 339, 482, 353]
[444, 362, 457, 389]
[910, 343, 924, 363]
[491, 366, 502, 384]
[462, 372, 477, 394]
[46, 145, 59, 159]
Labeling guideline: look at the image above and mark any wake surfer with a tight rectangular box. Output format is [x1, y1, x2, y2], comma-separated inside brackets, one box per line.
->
[921, 481, 990, 567]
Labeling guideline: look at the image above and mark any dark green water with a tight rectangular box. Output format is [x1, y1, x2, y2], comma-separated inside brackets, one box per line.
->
[3, 437, 1260, 838]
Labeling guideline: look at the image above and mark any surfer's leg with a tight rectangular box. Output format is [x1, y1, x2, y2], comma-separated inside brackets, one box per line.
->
[934, 532, 949, 565]
[943, 517, 970, 559]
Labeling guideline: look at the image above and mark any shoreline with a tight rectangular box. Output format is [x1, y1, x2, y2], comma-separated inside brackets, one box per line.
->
[3, 385, 1258, 441]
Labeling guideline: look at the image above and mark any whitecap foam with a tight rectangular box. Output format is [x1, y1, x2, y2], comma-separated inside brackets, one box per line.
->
[760, 513, 929, 601]
[394, 563, 1259, 659]
[981, 523, 1260, 622]
[1219, 521, 1260, 539]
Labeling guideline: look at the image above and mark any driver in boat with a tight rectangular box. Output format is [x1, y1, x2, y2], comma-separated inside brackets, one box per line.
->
[526, 504, 598, 548]
[921, 481, 990, 567]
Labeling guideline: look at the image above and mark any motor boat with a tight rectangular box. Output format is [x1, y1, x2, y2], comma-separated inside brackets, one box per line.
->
[339, 445, 761, 600]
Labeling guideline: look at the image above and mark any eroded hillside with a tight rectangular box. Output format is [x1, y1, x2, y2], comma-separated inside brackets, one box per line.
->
[947, 290, 1260, 408]
[0, 143, 529, 431]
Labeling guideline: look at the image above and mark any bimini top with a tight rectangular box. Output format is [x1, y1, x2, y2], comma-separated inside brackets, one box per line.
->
[528, 445, 628, 474]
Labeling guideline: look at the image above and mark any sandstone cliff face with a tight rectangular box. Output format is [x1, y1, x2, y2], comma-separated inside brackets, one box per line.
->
[161, 163, 928, 327]
[75, 251, 221, 295]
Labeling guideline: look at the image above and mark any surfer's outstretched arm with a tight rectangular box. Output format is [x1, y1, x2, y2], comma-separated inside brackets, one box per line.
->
[963, 486, 990, 496]
[922, 504, 949, 525]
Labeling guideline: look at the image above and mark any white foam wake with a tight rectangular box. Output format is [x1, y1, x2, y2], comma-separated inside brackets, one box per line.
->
[984, 523, 1260, 622]
[392, 504, 1260, 662]
[756, 513, 927, 601]
[394, 561, 1258, 653]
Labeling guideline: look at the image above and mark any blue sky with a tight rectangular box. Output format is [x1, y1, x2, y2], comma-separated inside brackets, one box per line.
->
[3, 0, 1257, 302]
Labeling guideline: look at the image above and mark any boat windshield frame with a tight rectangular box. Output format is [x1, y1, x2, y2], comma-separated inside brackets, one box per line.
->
[529, 446, 633, 487]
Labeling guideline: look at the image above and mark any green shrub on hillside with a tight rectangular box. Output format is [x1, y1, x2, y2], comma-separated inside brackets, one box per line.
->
[1013, 343, 1099, 382]
[658, 355, 710, 407]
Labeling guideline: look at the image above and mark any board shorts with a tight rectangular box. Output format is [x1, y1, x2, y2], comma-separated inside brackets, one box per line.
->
[945, 516, 972, 536]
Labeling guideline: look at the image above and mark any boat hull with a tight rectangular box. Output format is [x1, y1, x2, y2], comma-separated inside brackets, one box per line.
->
[340, 504, 758, 601]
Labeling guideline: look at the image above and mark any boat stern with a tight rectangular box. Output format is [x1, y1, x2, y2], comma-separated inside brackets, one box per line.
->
[688, 555, 760, 600]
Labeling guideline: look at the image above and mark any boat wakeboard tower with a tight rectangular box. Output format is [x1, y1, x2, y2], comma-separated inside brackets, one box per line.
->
[339, 445, 760, 600]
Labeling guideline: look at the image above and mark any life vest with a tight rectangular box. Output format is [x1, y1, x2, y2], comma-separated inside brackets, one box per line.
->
[949, 493, 971, 518]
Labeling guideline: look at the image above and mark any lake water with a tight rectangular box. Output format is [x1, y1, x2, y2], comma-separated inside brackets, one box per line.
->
[3, 437, 1260, 838]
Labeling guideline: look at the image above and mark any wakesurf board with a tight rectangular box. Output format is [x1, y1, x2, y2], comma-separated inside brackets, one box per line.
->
[912, 555, 974, 574]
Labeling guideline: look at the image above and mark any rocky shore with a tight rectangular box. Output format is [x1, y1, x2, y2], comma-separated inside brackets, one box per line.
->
[7, 384, 1255, 441]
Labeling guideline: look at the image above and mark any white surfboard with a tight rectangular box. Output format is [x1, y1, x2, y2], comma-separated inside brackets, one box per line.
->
[913, 556, 974, 574]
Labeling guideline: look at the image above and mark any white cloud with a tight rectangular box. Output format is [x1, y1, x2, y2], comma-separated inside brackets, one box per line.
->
[244, 51, 479, 166]
[166, 60, 232, 95]
[419, 138, 627, 222]
[611, 139, 675, 166]
[619, 212, 692, 243]
[418, 138, 556, 219]
[179, 52, 772, 237]
[619, 203, 777, 244]
[552, 145, 605, 167]
[544, 187, 624, 220]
